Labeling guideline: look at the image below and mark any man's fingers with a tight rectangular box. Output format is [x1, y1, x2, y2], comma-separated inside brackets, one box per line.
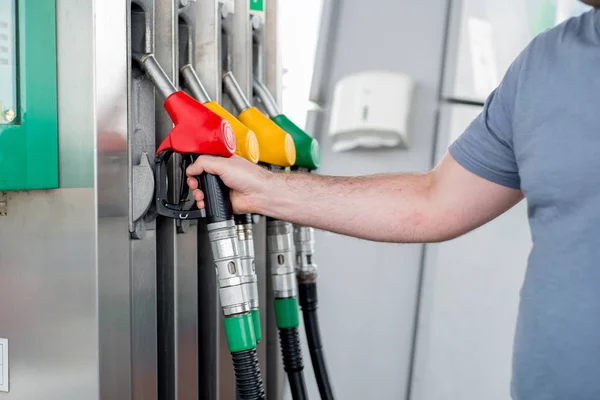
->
[187, 177, 199, 190]
[192, 189, 204, 201]
[186, 155, 223, 177]
[196, 200, 205, 209]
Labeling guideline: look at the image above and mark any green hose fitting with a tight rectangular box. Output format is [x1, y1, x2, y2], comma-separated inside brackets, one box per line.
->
[251, 308, 262, 343]
[274, 297, 300, 329]
[224, 313, 257, 353]
[272, 114, 320, 170]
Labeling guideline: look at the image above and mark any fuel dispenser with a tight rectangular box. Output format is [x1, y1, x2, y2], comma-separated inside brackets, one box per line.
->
[253, 79, 335, 400]
[133, 50, 266, 399]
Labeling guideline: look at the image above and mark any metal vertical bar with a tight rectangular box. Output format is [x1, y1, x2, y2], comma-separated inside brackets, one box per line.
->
[155, 0, 200, 399]
[192, 1, 222, 398]
[307, 0, 340, 106]
[129, 1, 159, 398]
[95, 0, 133, 398]
[262, 1, 286, 398]
[232, 0, 252, 95]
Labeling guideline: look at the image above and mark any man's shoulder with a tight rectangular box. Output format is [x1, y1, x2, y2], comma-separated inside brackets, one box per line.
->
[511, 10, 596, 80]
[528, 10, 595, 54]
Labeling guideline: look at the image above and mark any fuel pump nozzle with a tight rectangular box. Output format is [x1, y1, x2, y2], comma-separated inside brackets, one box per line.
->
[223, 71, 296, 167]
[180, 63, 264, 346]
[253, 78, 320, 171]
[181, 64, 260, 164]
[137, 53, 264, 400]
[222, 71, 313, 399]
[253, 77, 335, 400]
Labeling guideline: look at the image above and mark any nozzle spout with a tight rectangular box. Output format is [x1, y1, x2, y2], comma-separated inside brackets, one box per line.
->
[180, 64, 212, 104]
[137, 53, 178, 100]
[223, 71, 252, 113]
[252, 78, 280, 119]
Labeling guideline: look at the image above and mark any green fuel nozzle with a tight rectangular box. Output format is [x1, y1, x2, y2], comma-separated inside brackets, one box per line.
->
[253, 78, 321, 171]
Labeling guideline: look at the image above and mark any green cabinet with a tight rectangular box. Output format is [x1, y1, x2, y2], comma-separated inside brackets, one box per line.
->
[0, 0, 58, 191]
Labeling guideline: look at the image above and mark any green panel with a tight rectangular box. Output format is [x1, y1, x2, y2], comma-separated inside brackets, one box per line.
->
[0, 0, 59, 191]
[249, 0, 264, 12]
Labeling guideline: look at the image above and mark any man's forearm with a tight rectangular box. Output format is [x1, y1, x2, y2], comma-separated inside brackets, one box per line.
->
[187, 153, 522, 243]
[253, 171, 442, 243]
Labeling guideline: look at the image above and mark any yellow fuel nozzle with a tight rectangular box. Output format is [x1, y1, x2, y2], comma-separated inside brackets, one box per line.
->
[222, 72, 296, 167]
[181, 64, 260, 164]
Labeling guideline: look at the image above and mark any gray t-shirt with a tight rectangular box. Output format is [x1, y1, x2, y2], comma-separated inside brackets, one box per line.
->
[449, 9, 600, 400]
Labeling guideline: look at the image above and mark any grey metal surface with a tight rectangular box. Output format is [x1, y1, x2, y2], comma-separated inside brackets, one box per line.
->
[0, 0, 156, 397]
[131, 153, 155, 229]
[95, 0, 138, 399]
[154, 0, 200, 398]
[0, 190, 99, 400]
[128, 2, 159, 399]
[129, 0, 158, 239]
[231, 0, 252, 97]
[191, 2, 221, 398]
[195, 0, 222, 102]
[307, 0, 340, 106]
[262, 0, 286, 397]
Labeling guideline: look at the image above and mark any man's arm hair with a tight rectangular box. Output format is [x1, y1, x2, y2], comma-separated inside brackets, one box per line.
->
[255, 152, 523, 243]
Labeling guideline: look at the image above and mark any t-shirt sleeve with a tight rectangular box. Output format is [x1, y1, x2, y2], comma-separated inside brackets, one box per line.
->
[448, 47, 526, 190]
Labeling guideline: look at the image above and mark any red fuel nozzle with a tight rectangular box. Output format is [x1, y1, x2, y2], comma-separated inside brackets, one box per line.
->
[156, 91, 237, 157]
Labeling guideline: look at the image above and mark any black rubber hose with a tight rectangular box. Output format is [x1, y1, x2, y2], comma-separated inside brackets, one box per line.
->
[278, 327, 309, 400]
[231, 348, 266, 400]
[299, 282, 335, 400]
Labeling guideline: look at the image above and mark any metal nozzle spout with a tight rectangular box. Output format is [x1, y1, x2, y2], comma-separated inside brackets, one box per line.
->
[136, 53, 178, 100]
[223, 71, 252, 113]
[252, 78, 280, 119]
[180, 64, 212, 104]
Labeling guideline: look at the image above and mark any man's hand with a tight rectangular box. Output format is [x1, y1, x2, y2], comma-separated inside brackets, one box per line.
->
[186, 155, 271, 214]
[186, 153, 523, 243]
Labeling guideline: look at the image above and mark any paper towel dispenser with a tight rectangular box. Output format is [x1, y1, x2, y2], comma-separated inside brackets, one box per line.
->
[328, 70, 414, 152]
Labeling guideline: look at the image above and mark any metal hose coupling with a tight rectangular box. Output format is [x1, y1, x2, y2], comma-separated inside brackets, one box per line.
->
[236, 217, 260, 310]
[208, 219, 252, 316]
[294, 225, 318, 284]
[236, 217, 263, 343]
[267, 219, 298, 298]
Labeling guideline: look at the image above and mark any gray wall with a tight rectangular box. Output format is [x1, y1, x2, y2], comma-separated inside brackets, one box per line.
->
[409, 72, 532, 400]
[290, 0, 449, 399]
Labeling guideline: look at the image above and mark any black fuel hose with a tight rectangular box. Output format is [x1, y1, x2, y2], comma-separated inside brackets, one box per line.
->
[299, 282, 335, 400]
[231, 348, 266, 400]
[279, 326, 309, 400]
